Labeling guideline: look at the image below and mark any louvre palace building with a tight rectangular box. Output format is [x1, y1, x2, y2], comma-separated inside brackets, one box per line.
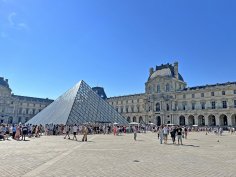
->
[0, 77, 53, 124]
[107, 62, 236, 127]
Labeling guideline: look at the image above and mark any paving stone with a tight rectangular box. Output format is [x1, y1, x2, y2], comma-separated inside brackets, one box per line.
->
[0, 132, 236, 177]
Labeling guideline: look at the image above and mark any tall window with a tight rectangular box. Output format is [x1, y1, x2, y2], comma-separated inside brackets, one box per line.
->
[183, 104, 186, 110]
[131, 106, 134, 113]
[183, 94, 186, 99]
[201, 102, 205, 110]
[211, 92, 215, 96]
[126, 107, 129, 113]
[120, 107, 123, 113]
[156, 103, 160, 112]
[157, 85, 160, 93]
[234, 90, 236, 94]
[234, 100, 236, 108]
[201, 93, 204, 97]
[222, 101, 227, 109]
[222, 91, 226, 95]
[166, 104, 170, 111]
[166, 83, 170, 92]
[192, 103, 195, 110]
[212, 101, 216, 109]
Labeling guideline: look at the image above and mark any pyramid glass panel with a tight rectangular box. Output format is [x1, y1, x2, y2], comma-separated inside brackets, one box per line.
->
[27, 80, 128, 125]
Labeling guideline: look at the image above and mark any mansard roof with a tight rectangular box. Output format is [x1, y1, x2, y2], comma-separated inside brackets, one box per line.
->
[0, 77, 9, 88]
[150, 63, 184, 81]
[183, 82, 236, 91]
[108, 93, 145, 100]
[12, 95, 54, 103]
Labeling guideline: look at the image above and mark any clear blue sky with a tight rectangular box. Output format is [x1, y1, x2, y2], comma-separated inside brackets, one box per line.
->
[0, 0, 236, 99]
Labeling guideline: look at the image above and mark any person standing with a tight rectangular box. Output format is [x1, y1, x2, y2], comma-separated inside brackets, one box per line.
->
[159, 126, 164, 144]
[12, 125, 16, 139]
[170, 126, 177, 144]
[184, 127, 188, 139]
[82, 126, 88, 142]
[177, 126, 183, 145]
[133, 126, 137, 141]
[22, 124, 28, 141]
[72, 124, 78, 141]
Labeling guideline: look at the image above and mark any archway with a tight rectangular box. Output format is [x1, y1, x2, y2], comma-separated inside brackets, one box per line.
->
[156, 116, 161, 126]
[198, 115, 205, 126]
[188, 115, 195, 126]
[133, 117, 137, 122]
[231, 114, 236, 126]
[127, 117, 131, 123]
[208, 115, 216, 126]
[179, 116, 185, 126]
[219, 114, 228, 126]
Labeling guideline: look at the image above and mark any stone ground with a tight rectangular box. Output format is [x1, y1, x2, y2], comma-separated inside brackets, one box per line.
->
[0, 132, 236, 177]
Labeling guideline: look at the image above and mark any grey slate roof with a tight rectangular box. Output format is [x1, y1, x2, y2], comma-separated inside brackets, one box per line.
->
[12, 95, 53, 103]
[0, 77, 9, 88]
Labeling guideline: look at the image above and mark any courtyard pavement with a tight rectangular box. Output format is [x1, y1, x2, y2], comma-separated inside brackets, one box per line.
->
[0, 132, 236, 177]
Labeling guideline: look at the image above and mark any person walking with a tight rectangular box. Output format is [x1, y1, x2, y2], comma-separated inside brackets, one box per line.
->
[64, 125, 71, 139]
[72, 124, 78, 141]
[159, 126, 164, 144]
[163, 125, 168, 144]
[177, 126, 183, 145]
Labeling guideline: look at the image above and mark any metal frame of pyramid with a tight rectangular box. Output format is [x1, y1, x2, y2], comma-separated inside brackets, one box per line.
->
[27, 80, 128, 125]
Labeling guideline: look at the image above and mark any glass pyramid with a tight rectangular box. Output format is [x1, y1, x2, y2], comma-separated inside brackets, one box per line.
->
[27, 80, 128, 125]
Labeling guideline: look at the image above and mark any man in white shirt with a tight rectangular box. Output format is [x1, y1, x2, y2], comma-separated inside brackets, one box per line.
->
[163, 125, 168, 144]
[73, 124, 78, 141]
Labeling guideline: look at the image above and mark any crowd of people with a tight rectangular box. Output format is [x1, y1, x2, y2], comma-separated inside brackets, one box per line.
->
[0, 123, 134, 141]
[0, 123, 235, 143]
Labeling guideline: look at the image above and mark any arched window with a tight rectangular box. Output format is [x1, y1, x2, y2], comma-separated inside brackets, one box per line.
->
[156, 103, 160, 112]
[127, 117, 131, 123]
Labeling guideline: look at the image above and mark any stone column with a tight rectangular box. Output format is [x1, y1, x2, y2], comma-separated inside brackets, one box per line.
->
[204, 116, 209, 126]
[194, 117, 198, 125]
[176, 115, 180, 125]
[227, 116, 232, 126]
[185, 117, 189, 126]
[215, 115, 220, 126]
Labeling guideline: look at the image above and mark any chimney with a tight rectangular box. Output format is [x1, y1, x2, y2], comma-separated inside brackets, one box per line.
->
[149, 67, 154, 76]
[5, 79, 8, 83]
[174, 62, 179, 79]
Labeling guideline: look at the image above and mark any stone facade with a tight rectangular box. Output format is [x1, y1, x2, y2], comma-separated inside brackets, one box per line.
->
[0, 77, 53, 124]
[107, 62, 236, 127]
